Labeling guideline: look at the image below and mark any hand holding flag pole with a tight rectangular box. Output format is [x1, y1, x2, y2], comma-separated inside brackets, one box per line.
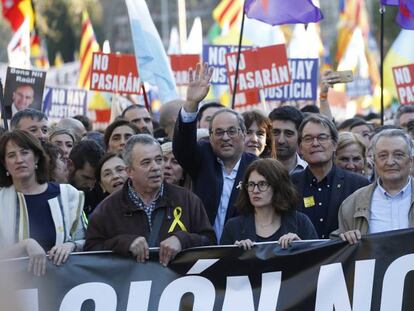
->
[231, 0, 324, 109]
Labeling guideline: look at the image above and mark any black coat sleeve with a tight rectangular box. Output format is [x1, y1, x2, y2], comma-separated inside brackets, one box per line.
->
[172, 110, 203, 177]
[296, 212, 318, 240]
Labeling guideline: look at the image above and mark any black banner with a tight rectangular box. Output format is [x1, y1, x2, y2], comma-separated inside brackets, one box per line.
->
[3, 229, 414, 310]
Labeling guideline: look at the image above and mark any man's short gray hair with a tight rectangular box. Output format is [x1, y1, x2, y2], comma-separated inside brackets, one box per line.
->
[371, 128, 414, 157]
[208, 108, 246, 133]
[298, 114, 338, 144]
[10, 108, 48, 129]
[122, 134, 160, 166]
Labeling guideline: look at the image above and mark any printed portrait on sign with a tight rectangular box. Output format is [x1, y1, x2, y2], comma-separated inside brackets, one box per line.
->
[2, 67, 46, 119]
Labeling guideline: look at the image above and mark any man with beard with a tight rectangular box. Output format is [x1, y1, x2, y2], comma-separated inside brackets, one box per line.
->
[122, 104, 154, 135]
[67, 140, 105, 215]
[268, 106, 307, 174]
[173, 63, 256, 241]
[85, 134, 215, 266]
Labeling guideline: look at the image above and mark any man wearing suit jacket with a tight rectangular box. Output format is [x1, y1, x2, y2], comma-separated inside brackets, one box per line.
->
[173, 63, 257, 241]
[291, 114, 369, 239]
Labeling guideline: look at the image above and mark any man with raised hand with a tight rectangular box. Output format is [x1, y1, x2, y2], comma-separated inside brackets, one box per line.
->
[173, 63, 256, 241]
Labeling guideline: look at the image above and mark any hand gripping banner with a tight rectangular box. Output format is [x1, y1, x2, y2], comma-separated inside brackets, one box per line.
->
[3, 229, 414, 310]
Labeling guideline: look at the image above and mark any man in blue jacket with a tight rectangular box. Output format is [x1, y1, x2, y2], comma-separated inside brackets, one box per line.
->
[173, 63, 256, 241]
[291, 114, 369, 239]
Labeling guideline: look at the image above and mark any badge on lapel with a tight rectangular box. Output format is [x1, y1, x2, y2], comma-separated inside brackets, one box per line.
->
[303, 196, 315, 208]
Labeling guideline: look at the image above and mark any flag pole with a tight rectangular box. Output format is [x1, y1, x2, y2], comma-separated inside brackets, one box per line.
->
[380, 4, 385, 126]
[141, 83, 152, 114]
[231, 0, 247, 109]
[0, 79, 8, 130]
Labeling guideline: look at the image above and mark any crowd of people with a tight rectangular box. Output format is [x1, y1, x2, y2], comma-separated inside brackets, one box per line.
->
[1, 63, 414, 277]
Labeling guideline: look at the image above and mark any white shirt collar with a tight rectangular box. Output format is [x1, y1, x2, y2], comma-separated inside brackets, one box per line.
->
[376, 177, 411, 198]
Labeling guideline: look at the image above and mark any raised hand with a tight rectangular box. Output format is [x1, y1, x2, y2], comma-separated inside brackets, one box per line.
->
[320, 70, 346, 93]
[185, 62, 214, 112]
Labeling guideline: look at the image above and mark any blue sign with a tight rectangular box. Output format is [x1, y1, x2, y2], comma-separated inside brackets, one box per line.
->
[43, 87, 88, 123]
[346, 77, 372, 98]
[202, 44, 251, 85]
[263, 59, 318, 101]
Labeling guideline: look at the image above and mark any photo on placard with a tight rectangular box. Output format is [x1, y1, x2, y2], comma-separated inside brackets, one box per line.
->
[2, 67, 46, 119]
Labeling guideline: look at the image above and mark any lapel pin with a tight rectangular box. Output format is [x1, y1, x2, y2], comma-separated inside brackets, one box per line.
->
[236, 181, 243, 189]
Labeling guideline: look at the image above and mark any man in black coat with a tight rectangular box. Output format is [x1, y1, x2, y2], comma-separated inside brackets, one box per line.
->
[173, 63, 256, 241]
[291, 114, 370, 238]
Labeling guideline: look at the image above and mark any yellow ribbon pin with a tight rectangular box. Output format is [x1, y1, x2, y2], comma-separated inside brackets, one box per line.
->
[168, 207, 188, 233]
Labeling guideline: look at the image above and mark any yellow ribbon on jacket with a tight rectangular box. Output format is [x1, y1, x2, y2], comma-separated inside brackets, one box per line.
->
[168, 207, 187, 233]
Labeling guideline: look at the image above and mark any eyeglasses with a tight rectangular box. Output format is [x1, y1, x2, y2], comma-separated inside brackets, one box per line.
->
[211, 127, 241, 138]
[245, 181, 270, 192]
[301, 134, 331, 145]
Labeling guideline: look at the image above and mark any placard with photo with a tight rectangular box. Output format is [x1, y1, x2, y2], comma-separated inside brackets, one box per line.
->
[2, 66, 46, 119]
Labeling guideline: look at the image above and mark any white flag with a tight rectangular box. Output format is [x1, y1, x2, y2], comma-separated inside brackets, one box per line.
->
[182, 17, 203, 54]
[7, 18, 31, 69]
[125, 0, 179, 104]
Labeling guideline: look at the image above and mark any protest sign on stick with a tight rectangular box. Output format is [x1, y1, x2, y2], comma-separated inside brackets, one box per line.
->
[392, 64, 414, 105]
[225, 44, 291, 93]
[169, 54, 200, 85]
[2, 67, 46, 119]
[202, 44, 251, 85]
[42, 87, 88, 123]
[264, 59, 318, 101]
[90, 52, 141, 95]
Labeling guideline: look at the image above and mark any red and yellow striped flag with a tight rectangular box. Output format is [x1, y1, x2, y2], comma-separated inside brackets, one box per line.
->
[1, 0, 34, 31]
[78, 10, 100, 89]
[213, 0, 243, 30]
[336, 0, 369, 62]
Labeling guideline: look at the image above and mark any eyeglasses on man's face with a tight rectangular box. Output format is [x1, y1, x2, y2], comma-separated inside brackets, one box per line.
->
[301, 133, 331, 145]
[245, 180, 270, 192]
[211, 127, 241, 138]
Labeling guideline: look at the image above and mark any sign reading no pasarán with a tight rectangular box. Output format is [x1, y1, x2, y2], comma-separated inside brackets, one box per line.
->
[169, 54, 200, 85]
[7, 229, 414, 310]
[393, 63, 414, 105]
[90, 52, 141, 94]
[225, 44, 291, 93]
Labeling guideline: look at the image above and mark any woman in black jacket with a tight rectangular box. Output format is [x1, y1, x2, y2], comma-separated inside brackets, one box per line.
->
[220, 158, 317, 249]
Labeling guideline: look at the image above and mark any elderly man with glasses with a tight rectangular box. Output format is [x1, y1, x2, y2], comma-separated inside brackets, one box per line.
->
[291, 114, 369, 239]
[334, 129, 414, 244]
[173, 63, 257, 241]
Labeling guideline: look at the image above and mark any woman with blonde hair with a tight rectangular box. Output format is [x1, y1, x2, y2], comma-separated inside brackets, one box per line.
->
[335, 132, 367, 176]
